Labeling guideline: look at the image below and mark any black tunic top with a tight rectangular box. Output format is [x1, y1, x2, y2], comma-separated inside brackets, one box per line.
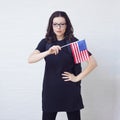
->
[36, 38, 88, 112]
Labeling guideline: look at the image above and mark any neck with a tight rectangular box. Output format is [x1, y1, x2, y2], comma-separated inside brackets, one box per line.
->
[57, 36, 64, 41]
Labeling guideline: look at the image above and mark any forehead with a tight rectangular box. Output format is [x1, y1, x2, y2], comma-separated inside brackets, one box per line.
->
[53, 17, 66, 23]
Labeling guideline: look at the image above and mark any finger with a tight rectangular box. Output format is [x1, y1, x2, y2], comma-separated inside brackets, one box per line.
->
[63, 72, 70, 75]
[50, 47, 56, 54]
[62, 76, 69, 79]
[55, 46, 61, 55]
[61, 73, 68, 77]
[64, 79, 70, 81]
[57, 46, 61, 50]
[51, 48, 57, 55]
[56, 47, 60, 54]
[54, 49, 58, 55]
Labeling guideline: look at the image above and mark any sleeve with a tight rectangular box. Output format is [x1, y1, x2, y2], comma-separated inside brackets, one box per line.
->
[35, 39, 47, 52]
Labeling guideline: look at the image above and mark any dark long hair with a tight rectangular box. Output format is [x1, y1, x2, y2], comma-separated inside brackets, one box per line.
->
[45, 11, 74, 42]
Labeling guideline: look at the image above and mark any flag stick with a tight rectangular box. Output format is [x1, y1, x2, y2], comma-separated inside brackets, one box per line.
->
[61, 43, 71, 48]
[61, 39, 85, 48]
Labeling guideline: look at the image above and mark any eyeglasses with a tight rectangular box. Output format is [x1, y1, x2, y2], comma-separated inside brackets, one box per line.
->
[53, 23, 66, 28]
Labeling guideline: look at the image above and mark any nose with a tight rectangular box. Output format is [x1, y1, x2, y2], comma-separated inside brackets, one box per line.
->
[57, 25, 61, 29]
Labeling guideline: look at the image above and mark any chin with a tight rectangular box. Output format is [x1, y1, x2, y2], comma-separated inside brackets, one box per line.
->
[56, 33, 63, 36]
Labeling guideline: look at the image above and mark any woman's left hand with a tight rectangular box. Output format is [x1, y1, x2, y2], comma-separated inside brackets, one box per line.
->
[62, 72, 80, 82]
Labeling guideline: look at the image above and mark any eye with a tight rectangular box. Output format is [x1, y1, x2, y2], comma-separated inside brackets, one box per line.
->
[52, 23, 66, 28]
[53, 23, 57, 26]
[60, 23, 66, 26]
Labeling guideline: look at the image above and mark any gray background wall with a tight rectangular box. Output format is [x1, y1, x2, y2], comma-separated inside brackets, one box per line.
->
[0, 0, 120, 120]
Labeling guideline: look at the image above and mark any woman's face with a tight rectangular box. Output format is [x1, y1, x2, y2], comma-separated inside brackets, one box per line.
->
[52, 17, 67, 40]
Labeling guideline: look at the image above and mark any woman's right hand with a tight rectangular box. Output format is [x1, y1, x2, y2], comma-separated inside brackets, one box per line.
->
[48, 45, 61, 55]
[28, 45, 61, 64]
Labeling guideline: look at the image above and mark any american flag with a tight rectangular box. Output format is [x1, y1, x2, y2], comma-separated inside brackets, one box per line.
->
[70, 40, 90, 64]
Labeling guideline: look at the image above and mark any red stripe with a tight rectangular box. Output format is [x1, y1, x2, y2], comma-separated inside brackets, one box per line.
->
[75, 43, 81, 63]
[70, 42, 89, 64]
[70, 43, 77, 63]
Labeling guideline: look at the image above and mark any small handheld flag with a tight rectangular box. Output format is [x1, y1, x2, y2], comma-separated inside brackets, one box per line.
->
[70, 40, 89, 64]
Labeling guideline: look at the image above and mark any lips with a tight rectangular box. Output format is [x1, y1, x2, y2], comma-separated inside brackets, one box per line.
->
[56, 31, 61, 33]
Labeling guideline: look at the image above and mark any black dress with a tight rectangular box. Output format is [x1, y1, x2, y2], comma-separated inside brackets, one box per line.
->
[36, 38, 85, 112]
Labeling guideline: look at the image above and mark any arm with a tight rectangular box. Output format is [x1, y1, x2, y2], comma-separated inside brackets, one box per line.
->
[62, 55, 97, 82]
[28, 45, 61, 64]
[28, 50, 50, 64]
[76, 55, 97, 81]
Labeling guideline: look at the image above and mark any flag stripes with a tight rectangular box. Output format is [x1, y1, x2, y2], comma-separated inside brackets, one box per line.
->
[70, 40, 89, 64]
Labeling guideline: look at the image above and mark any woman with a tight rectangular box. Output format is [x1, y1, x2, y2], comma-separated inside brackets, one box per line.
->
[28, 11, 97, 120]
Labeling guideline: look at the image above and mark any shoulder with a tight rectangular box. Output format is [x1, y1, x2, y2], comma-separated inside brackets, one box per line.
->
[70, 36, 79, 42]
[37, 38, 48, 47]
[39, 38, 47, 44]
[35, 38, 47, 52]
[65, 37, 78, 43]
